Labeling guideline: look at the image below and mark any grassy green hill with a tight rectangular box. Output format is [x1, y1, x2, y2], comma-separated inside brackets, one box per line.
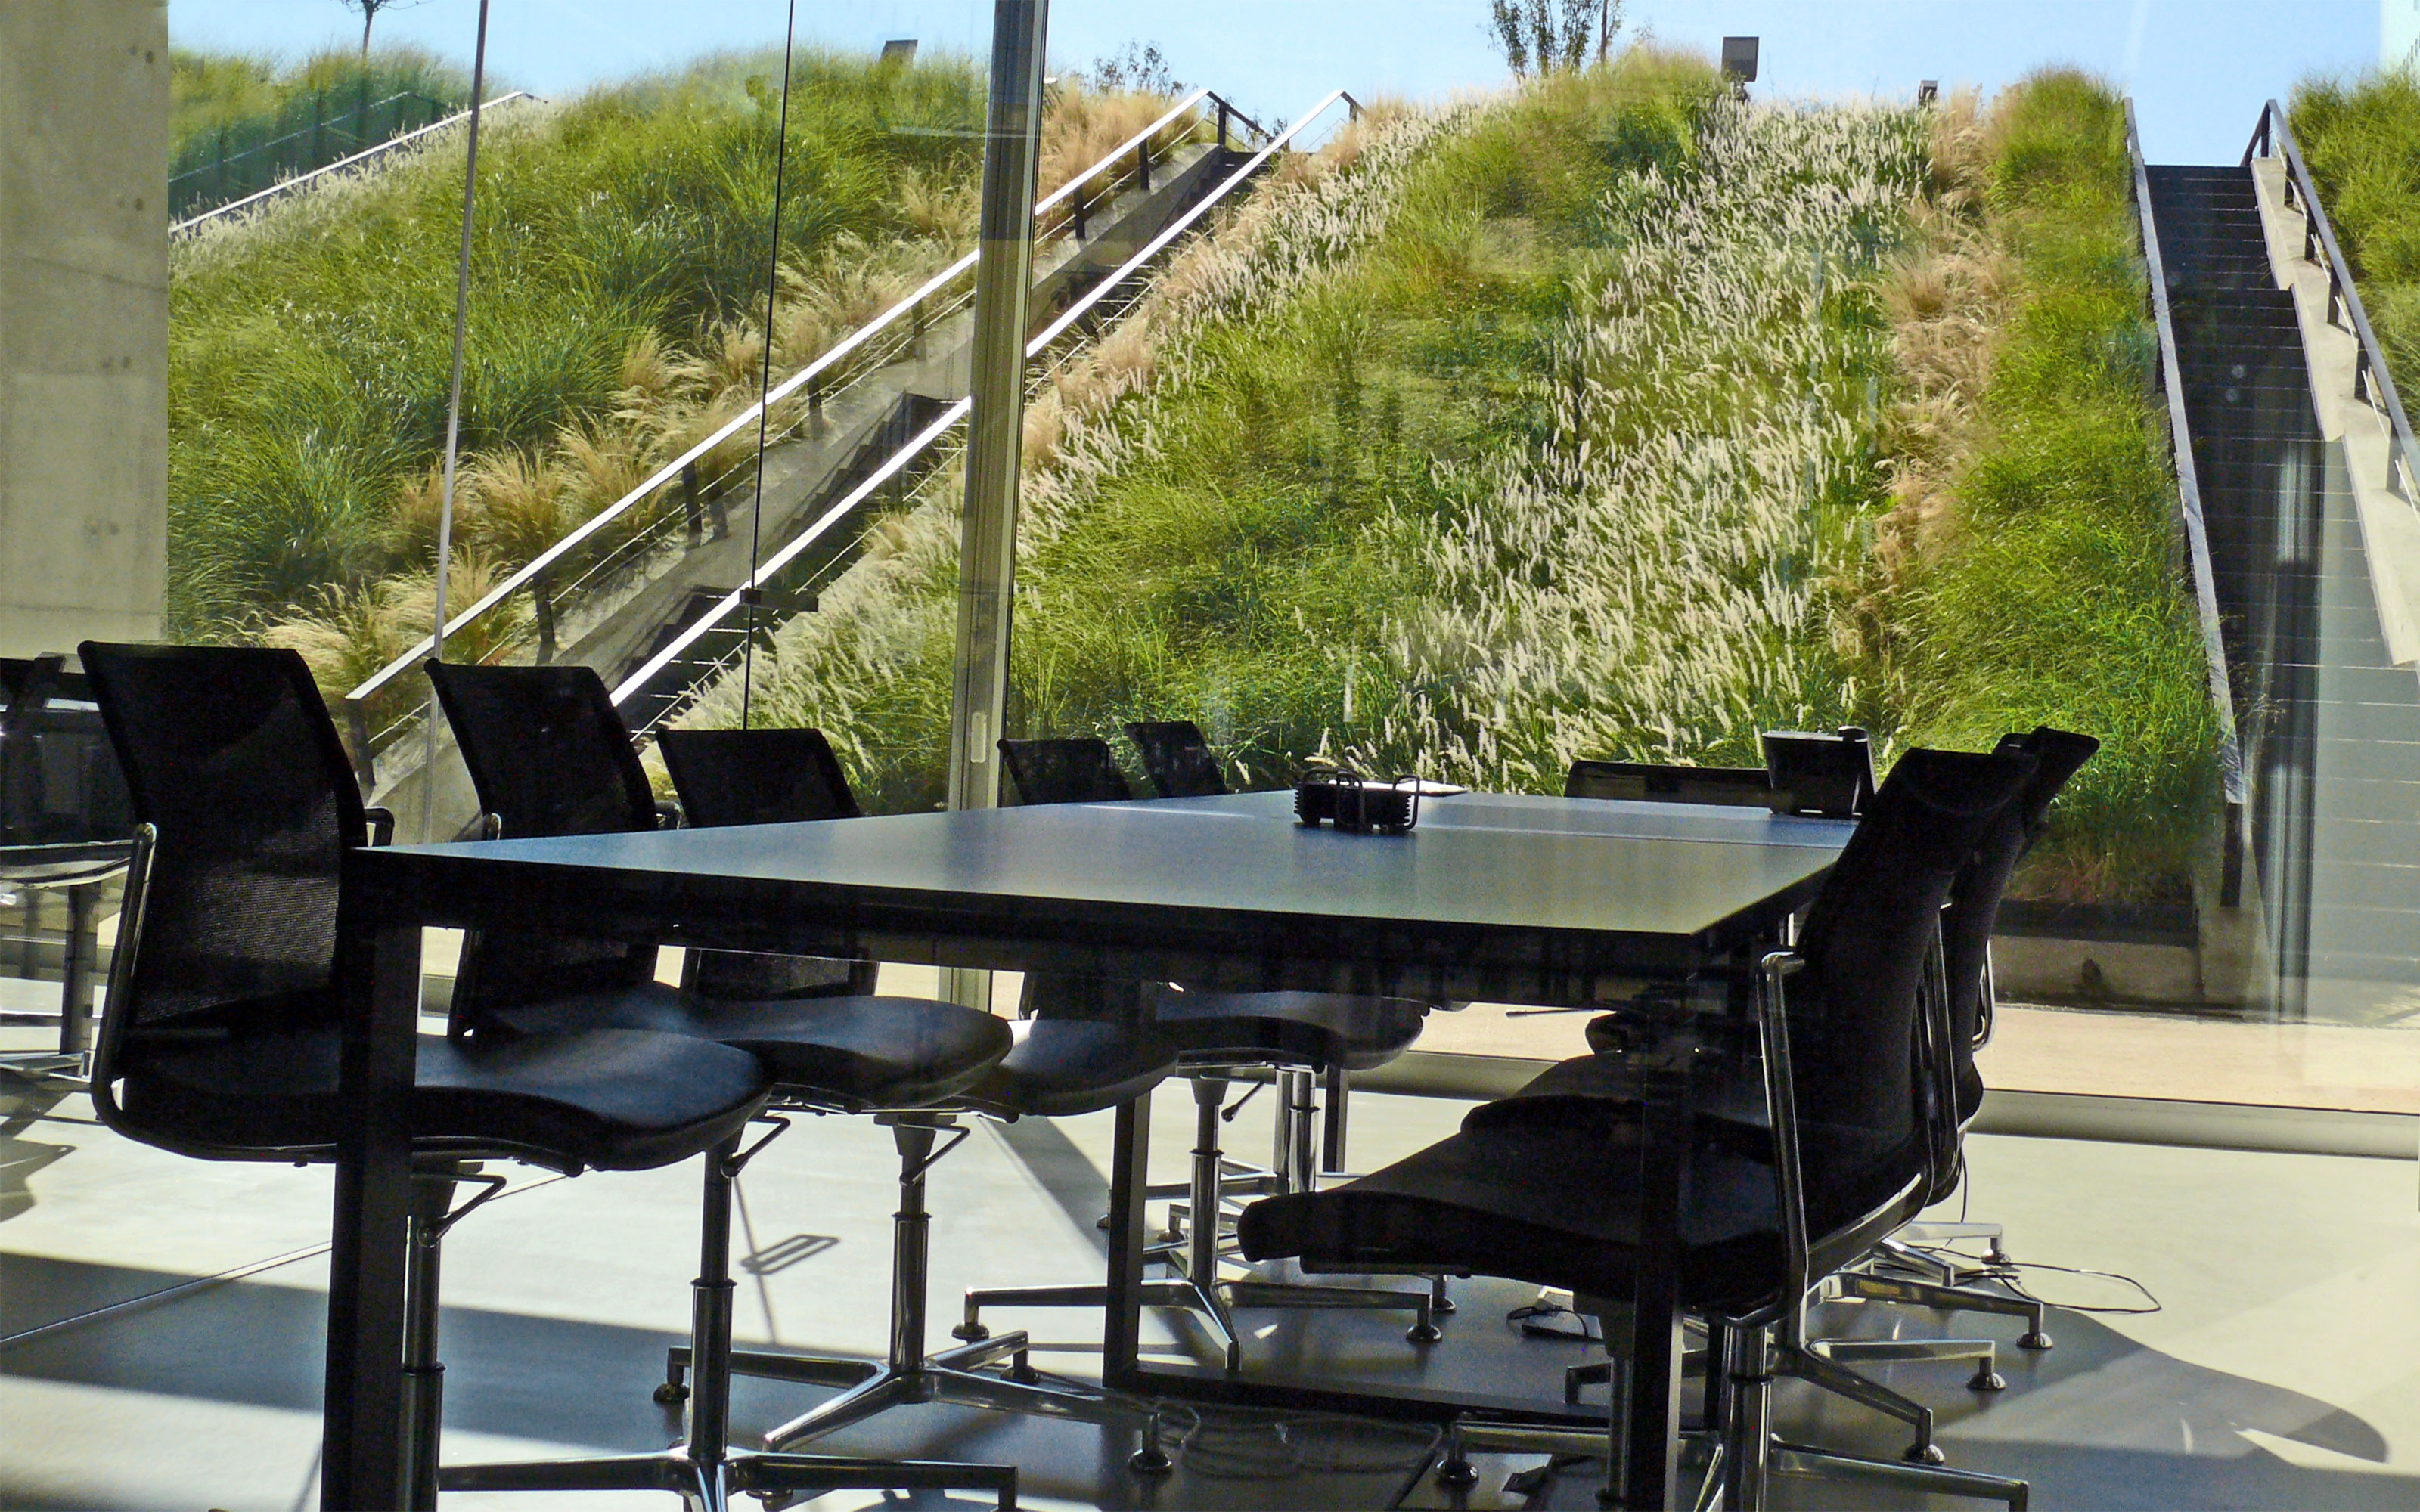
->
[698, 56, 2217, 903]
[2291, 68, 2420, 402]
[172, 47, 985, 643]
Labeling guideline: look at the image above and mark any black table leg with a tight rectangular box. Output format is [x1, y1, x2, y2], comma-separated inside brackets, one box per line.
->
[1100, 1090, 1151, 1393]
[323, 922, 421, 1510]
[57, 883, 95, 1059]
[1621, 1090, 1688, 1510]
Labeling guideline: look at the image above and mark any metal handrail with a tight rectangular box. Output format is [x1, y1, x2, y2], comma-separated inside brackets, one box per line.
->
[343, 86, 1234, 748]
[609, 400, 971, 711]
[170, 92, 532, 235]
[2126, 100, 2248, 905]
[2245, 99, 2420, 501]
[607, 88, 1361, 729]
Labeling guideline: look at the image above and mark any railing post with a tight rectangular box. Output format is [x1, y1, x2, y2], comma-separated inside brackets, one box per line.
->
[532, 578, 557, 663]
[1135, 138, 1150, 194]
[1218, 100, 1230, 153]
[807, 376, 824, 432]
[1072, 181, 1087, 240]
[911, 296, 926, 354]
[312, 90, 326, 170]
[681, 460, 703, 546]
[347, 700, 376, 791]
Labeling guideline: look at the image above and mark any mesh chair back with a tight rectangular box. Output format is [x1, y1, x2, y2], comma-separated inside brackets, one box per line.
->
[656, 726, 877, 999]
[1123, 721, 1228, 798]
[1564, 759, 1772, 806]
[2, 655, 135, 847]
[997, 737, 1133, 804]
[78, 643, 367, 1077]
[424, 662, 658, 1021]
[1786, 746, 2033, 1234]
[1938, 727, 2099, 1123]
[657, 727, 864, 826]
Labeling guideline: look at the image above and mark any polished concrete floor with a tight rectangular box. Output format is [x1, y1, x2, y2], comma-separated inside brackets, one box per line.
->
[0, 1052, 2415, 1510]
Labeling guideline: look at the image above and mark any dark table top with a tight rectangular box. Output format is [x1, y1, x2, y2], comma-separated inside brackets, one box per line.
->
[0, 839, 131, 889]
[353, 791, 1851, 1003]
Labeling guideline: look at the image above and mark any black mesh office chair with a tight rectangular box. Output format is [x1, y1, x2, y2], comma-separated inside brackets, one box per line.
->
[654, 727, 880, 999]
[651, 723, 1180, 1461]
[955, 736, 1441, 1373]
[1122, 719, 1229, 798]
[424, 663, 1019, 1506]
[1564, 758, 1775, 807]
[1239, 747, 2036, 1512]
[73, 643, 847, 1511]
[1843, 727, 2099, 1343]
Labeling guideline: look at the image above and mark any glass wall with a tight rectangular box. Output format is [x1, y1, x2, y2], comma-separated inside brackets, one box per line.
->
[14, 1, 2414, 1119]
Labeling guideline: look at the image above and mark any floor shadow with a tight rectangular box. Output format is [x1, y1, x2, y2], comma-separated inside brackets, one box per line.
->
[1470, 1302, 2413, 1511]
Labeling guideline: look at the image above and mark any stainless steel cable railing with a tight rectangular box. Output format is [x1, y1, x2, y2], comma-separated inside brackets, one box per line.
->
[343, 86, 1260, 778]
[170, 93, 534, 236]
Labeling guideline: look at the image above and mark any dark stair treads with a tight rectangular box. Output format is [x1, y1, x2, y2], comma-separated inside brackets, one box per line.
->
[2149, 158, 2420, 1016]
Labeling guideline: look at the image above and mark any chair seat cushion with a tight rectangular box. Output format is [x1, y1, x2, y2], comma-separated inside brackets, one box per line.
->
[117, 1024, 768, 1171]
[1237, 1112, 1922, 1316]
[489, 984, 1011, 1110]
[1149, 989, 1428, 1070]
[1472, 1054, 1922, 1219]
[960, 1017, 1176, 1118]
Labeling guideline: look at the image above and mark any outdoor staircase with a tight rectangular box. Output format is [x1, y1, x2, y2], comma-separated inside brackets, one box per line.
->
[2149, 163, 2420, 1021]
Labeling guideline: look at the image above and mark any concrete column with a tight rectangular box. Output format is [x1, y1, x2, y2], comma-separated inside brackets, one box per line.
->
[0, 1, 168, 657]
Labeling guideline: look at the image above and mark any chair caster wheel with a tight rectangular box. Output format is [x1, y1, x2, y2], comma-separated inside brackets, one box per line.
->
[1906, 1442, 1947, 1465]
[1407, 1321, 1443, 1344]
[653, 1380, 689, 1405]
[2019, 1331, 2053, 1350]
[1096, 1213, 1111, 1231]
[1970, 1368, 2007, 1392]
[1436, 1458, 1480, 1489]
[953, 1321, 991, 1343]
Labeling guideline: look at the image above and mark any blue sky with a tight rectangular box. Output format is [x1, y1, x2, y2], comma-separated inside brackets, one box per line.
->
[171, 0, 2380, 163]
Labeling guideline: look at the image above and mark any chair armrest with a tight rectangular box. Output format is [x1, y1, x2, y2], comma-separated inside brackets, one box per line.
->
[1756, 950, 1812, 1300]
[362, 807, 396, 847]
[656, 800, 684, 830]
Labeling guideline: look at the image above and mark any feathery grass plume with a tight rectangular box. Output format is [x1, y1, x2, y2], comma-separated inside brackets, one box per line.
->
[263, 550, 529, 729]
[678, 99, 1457, 811]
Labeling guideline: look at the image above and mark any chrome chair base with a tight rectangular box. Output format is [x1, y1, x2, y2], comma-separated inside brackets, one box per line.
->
[449, 1129, 1016, 1510]
[670, 1117, 1157, 1467]
[1835, 1268, 2053, 1351]
[958, 1073, 1440, 1370]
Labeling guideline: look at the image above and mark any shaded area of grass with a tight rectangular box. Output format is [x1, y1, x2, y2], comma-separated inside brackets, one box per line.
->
[1872, 73, 2217, 900]
[2291, 69, 2420, 407]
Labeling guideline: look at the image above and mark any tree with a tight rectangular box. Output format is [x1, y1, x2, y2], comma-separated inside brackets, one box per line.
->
[1088, 40, 1184, 95]
[339, 0, 429, 61]
[1486, 0, 1621, 76]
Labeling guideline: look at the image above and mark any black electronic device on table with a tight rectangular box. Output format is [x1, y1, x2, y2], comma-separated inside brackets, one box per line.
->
[1294, 767, 1423, 833]
[1760, 727, 1876, 820]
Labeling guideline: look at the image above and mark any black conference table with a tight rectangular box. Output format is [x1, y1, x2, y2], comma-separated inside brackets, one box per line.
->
[0, 839, 131, 1078]
[324, 788, 1854, 1509]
